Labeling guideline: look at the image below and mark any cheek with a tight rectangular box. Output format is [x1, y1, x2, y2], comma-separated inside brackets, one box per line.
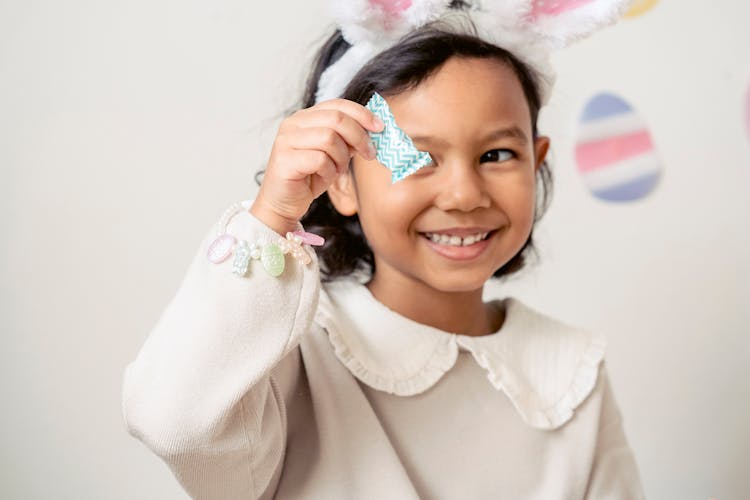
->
[517, 173, 537, 207]
[517, 179, 538, 228]
[386, 182, 428, 215]
[361, 187, 425, 241]
[492, 171, 537, 222]
[357, 166, 428, 225]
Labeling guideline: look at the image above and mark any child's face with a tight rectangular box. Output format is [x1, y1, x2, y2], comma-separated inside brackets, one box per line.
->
[329, 56, 549, 293]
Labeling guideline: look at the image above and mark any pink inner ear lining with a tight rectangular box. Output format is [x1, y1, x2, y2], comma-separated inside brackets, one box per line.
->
[530, 0, 596, 17]
[369, 0, 413, 18]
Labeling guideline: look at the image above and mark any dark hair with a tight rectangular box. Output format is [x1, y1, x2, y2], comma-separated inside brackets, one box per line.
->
[259, 14, 554, 282]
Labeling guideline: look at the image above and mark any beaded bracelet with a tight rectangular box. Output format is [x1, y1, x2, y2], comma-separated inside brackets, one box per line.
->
[206, 201, 324, 277]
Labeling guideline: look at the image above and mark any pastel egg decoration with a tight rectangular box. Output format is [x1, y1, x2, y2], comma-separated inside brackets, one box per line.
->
[624, 0, 659, 18]
[261, 243, 285, 277]
[575, 93, 662, 202]
[207, 234, 236, 264]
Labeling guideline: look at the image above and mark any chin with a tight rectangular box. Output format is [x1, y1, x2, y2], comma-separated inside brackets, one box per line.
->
[424, 273, 492, 294]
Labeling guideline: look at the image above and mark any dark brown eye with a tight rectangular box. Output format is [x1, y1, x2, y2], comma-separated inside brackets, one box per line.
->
[480, 149, 515, 163]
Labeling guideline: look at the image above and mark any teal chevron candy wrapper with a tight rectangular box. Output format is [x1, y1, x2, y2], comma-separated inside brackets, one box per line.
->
[365, 92, 433, 183]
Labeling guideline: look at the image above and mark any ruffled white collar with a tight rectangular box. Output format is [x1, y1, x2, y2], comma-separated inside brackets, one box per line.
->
[315, 278, 606, 430]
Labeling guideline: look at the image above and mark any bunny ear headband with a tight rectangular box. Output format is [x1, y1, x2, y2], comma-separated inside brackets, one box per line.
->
[315, 0, 633, 105]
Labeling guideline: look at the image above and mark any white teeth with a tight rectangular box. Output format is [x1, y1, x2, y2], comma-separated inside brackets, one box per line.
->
[424, 231, 491, 247]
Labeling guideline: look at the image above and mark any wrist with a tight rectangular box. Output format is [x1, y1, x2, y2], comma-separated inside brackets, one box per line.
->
[208, 202, 321, 278]
[249, 199, 300, 236]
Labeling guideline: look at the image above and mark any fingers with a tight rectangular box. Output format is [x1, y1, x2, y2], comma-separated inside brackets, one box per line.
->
[315, 98, 385, 132]
[286, 127, 353, 175]
[290, 100, 384, 162]
[291, 150, 338, 200]
[285, 149, 338, 184]
[254, 98, 384, 227]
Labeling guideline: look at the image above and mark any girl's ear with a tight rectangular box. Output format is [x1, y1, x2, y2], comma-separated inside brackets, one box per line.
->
[534, 136, 550, 172]
[327, 168, 359, 216]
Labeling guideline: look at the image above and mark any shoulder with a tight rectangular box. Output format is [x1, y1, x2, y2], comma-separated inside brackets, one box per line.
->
[480, 297, 608, 430]
[502, 297, 607, 372]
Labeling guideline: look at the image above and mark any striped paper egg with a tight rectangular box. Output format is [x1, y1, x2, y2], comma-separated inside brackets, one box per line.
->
[625, 0, 659, 18]
[575, 93, 662, 202]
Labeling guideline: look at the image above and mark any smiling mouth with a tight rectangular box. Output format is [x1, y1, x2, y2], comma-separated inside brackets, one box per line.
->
[420, 230, 497, 247]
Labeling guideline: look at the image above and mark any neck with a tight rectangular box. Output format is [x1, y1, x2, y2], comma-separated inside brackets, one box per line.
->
[365, 269, 504, 337]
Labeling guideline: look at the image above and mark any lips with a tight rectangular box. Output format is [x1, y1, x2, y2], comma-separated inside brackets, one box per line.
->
[419, 228, 498, 260]
[417, 225, 501, 260]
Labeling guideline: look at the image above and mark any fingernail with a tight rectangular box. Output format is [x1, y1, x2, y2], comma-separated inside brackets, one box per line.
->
[373, 117, 385, 131]
[367, 140, 377, 160]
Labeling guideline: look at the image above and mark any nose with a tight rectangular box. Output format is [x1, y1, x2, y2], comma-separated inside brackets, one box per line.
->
[433, 159, 491, 212]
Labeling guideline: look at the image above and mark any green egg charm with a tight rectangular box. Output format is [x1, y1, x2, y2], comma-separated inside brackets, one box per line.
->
[261, 243, 285, 277]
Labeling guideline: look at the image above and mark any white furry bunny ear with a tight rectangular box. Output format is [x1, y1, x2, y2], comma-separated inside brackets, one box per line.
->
[526, 0, 633, 48]
[331, 0, 453, 44]
[316, 0, 453, 103]
[315, 0, 632, 104]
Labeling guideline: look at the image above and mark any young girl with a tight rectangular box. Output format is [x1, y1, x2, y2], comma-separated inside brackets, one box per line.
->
[123, 1, 645, 498]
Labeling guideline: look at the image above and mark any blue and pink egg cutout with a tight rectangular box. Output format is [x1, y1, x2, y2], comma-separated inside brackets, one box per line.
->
[575, 93, 662, 203]
[569, 0, 664, 203]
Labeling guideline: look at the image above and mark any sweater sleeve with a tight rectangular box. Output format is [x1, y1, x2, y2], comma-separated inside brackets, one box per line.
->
[584, 365, 647, 500]
[121, 200, 320, 500]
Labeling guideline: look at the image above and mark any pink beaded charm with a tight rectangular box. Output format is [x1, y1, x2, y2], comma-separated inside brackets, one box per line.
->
[281, 232, 312, 265]
[292, 230, 325, 246]
[207, 234, 237, 263]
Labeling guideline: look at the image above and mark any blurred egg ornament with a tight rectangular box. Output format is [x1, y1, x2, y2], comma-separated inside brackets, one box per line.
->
[575, 93, 662, 202]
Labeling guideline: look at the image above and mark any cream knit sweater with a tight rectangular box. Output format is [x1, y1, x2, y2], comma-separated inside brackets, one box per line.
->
[122, 200, 646, 499]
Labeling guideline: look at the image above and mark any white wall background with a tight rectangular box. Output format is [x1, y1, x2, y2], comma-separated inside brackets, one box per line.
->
[1, 1, 748, 498]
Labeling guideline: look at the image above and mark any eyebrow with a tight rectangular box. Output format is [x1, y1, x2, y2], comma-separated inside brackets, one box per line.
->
[483, 126, 529, 145]
[409, 126, 529, 147]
